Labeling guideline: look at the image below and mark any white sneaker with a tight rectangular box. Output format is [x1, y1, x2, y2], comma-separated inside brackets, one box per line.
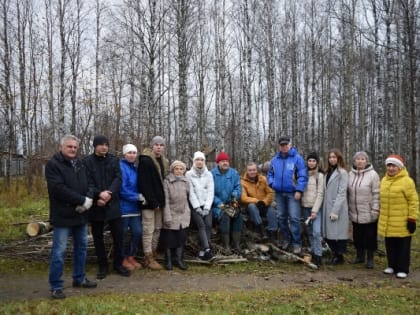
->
[396, 272, 407, 279]
[383, 267, 394, 274]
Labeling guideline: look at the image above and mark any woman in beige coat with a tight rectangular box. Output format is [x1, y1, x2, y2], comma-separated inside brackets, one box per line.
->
[348, 151, 380, 269]
[161, 160, 190, 270]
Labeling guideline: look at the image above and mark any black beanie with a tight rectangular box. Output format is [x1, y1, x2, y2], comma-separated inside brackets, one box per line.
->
[306, 151, 319, 163]
[93, 135, 109, 147]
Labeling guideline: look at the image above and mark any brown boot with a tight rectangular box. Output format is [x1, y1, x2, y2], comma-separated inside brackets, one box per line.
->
[122, 258, 135, 271]
[145, 253, 163, 271]
[127, 256, 142, 269]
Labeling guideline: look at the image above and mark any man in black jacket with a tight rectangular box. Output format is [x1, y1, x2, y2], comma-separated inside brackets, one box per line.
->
[137, 136, 169, 270]
[45, 135, 97, 299]
[83, 135, 129, 279]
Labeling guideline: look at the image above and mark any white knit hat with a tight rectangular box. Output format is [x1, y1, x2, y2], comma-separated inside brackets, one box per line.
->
[122, 144, 137, 155]
[385, 154, 404, 169]
[193, 151, 206, 161]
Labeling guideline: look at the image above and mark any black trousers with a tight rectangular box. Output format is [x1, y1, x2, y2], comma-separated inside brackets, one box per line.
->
[385, 236, 412, 274]
[352, 221, 378, 251]
[91, 217, 124, 268]
[326, 239, 347, 255]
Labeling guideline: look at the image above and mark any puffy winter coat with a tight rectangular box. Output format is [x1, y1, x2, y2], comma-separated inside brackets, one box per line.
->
[301, 169, 324, 214]
[322, 167, 349, 240]
[378, 168, 419, 237]
[348, 164, 380, 224]
[120, 159, 141, 216]
[267, 147, 308, 193]
[240, 173, 274, 207]
[45, 152, 91, 227]
[186, 166, 214, 211]
[163, 173, 191, 230]
[83, 153, 122, 221]
[137, 148, 169, 210]
[211, 166, 241, 218]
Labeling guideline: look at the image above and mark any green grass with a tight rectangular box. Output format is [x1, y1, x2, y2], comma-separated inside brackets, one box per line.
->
[0, 286, 418, 314]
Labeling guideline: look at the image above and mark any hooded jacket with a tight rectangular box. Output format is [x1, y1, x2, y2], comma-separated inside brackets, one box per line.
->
[240, 173, 274, 207]
[348, 164, 380, 224]
[186, 165, 214, 211]
[267, 147, 308, 193]
[378, 168, 419, 237]
[137, 148, 169, 210]
[45, 152, 91, 227]
[119, 159, 141, 216]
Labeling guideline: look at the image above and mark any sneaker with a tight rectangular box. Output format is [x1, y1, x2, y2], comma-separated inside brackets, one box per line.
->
[122, 258, 136, 271]
[383, 267, 394, 275]
[203, 249, 215, 261]
[51, 289, 66, 299]
[293, 246, 302, 255]
[396, 272, 407, 279]
[72, 278, 97, 288]
[198, 250, 205, 259]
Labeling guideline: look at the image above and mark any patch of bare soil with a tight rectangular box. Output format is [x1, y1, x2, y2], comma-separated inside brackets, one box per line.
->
[0, 266, 419, 301]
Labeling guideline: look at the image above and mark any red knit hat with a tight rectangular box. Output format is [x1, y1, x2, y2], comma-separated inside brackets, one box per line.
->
[385, 154, 405, 169]
[216, 152, 230, 163]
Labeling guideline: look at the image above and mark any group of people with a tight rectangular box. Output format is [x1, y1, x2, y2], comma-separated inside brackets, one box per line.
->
[45, 134, 418, 299]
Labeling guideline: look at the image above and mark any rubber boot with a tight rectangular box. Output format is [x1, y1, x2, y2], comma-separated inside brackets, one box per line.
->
[268, 230, 277, 243]
[174, 247, 187, 270]
[257, 224, 268, 242]
[231, 232, 241, 253]
[164, 248, 173, 270]
[313, 255, 322, 267]
[366, 250, 374, 269]
[221, 233, 231, 254]
[352, 248, 365, 264]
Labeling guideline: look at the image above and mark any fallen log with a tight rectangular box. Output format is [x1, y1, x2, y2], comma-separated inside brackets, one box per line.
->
[26, 221, 52, 237]
[270, 243, 318, 270]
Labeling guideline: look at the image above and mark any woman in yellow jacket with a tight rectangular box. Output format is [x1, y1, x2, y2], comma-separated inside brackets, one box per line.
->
[379, 154, 418, 279]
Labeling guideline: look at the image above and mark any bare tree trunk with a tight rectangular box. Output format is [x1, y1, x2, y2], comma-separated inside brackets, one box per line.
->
[58, 0, 67, 137]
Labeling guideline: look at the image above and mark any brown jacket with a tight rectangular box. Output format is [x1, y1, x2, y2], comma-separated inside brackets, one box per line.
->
[240, 173, 274, 207]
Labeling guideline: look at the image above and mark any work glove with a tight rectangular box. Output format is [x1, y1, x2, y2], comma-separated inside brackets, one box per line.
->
[407, 219, 417, 234]
[138, 194, 146, 204]
[202, 208, 210, 216]
[83, 197, 93, 209]
[256, 200, 266, 212]
[329, 213, 339, 222]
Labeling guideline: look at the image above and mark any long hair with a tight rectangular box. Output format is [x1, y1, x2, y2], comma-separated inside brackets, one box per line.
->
[325, 148, 346, 173]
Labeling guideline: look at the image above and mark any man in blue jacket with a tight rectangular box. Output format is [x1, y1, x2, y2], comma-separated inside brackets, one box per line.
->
[211, 152, 242, 253]
[267, 136, 308, 254]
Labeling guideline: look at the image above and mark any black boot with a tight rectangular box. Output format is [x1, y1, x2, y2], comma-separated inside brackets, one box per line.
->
[174, 247, 187, 270]
[257, 224, 268, 242]
[96, 264, 108, 280]
[313, 255, 322, 267]
[352, 248, 365, 264]
[366, 250, 374, 269]
[164, 248, 173, 270]
[268, 230, 278, 243]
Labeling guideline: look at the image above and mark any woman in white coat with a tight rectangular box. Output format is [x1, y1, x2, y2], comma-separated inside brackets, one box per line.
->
[322, 148, 349, 265]
[186, 151, 215, 261]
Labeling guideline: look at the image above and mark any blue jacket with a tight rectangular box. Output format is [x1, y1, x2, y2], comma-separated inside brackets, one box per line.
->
[120, 159, 140, 215]
[211, 166, 241, 218]
[267, 147, 308, 193]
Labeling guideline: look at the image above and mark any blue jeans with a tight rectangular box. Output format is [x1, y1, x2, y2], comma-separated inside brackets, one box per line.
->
[49, 224, 88, 291]
[122, 216, 142, 257]
[247, 203, 278, 232]
[276, 192, 301, 246]
[302, 207, 322, 256]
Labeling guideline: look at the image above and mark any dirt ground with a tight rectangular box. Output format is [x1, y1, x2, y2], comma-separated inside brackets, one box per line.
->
[1, 263, 419, 301]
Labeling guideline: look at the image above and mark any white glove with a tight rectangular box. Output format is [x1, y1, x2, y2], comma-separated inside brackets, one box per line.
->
[138, 194, 146, 203]
[329, 213, 339, 221]
[83, 197, 93, 210]
[202, 208, 210, 216]
[75, 205, 87, 213]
